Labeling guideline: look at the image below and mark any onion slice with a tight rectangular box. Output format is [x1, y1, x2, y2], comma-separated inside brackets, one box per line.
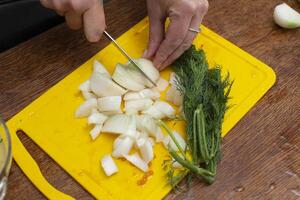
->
[90, 73, 127, 97]
[88, 113, 108, 125]
[75, 98, 97, 118]
[90, 124, 103, 140]
[112, 63, 146, 91]
[101, 155, 118, 176]
[102, 114, 131, 134]
[112, 136, 134, 158]
[139, 139, 153, 164]
[79, 80, 91, 92]
[124, 153, 148, 172]
[155, 77, 169, 92]
[93, 60, 110, 77]
[98, 96, 122, 112]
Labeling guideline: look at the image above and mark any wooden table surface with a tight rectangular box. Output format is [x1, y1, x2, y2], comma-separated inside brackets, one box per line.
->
[0, 0, 299, 199]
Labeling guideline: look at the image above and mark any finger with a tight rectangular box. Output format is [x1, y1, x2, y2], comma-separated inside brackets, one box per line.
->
[83, 1, 106, 42]
[40, 0, 54, 9]
[143, 16, 165, 59]
[152, 12, 192, 68]
[65, 11, 83, 30]
[159, 13, 204, 69]
[52, 0, 70, 13]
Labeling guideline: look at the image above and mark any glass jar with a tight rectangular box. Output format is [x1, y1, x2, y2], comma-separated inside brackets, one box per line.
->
[0, 116, 12, 199]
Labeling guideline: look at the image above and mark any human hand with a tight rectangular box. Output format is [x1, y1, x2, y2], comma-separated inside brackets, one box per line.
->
[40, 0, 106, 42]
[144, 0, 208, 70]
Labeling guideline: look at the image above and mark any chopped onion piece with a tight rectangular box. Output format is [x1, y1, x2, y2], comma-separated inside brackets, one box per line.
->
[102, 110, 122, 116]
[88, 113, 108, 125]
[112, 136, 134, 158]
[79, 80, 91, 92]
[101, 155, 118, 176]
[123, 92, 142, 101]
[153, 101, 175, 118]
[172, 88, 183, 106]
[166, 86, 175, 102]
[125, 99, 153, 113]
[155, 128, 165, 143]
[112, 63, 146, 91]
[274, 3, 300, 29]
[142, 105, 165, 119]
[128, 58, 160, 87]
[148, 137, 155, 146]
[139, 89, 160, 100]
[102, 114, 131, 134]
[124, 115, 137, 138]
[124, 153, 148, 172]
[98, 96, 122, 112]
[90, 124, 103, 140]
[90, 73, 127, 97]
[82, 91, 97, 100]
[93, 60, 110, 77]
[139, 140, 153, 164]
[155, 77, 169, 91]
[75, 98, 97, 118]
[136, 115, 159, 137]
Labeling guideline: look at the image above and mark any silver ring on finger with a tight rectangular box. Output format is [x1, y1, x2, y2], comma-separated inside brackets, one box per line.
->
[188, 27, 201, 33]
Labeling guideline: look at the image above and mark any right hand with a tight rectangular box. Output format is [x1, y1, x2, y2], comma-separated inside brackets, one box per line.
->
[40, 0, 106, 42]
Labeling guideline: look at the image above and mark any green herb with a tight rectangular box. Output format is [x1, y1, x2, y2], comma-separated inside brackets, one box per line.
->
[0, 138, 3, 143]
[162, 45, 232, 187]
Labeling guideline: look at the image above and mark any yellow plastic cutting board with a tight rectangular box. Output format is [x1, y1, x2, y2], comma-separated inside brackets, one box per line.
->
[7, 18, 276, 200]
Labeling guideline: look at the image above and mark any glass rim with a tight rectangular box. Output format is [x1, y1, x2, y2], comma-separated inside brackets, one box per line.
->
[0, 116, 12, 176]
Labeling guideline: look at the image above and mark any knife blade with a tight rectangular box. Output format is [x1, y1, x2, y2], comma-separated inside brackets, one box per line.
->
[103, 31, 157, 87]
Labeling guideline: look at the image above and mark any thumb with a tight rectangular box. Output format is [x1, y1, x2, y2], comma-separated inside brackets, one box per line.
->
[143, 16, 165, 59]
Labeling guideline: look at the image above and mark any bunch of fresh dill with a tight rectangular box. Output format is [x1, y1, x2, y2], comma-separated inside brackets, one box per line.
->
[160, 45, 232, 188]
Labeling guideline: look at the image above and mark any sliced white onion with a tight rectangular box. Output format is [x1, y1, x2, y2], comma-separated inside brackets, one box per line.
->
[90, 124, 103, 140]
[142, 105, 165, 119]
[155, 128, 165, 143]
[123, 91, 142, 101]
[155, 77, 169, 92]
[128, 58, 160, 87]
[88, 113, 108, 125]
[102, 110, 122, 116]
[112, 136, 134, 158]
[148, 137, 155, 146]
[124, 99, 153, 113]
[274, 3, 300, 29]
[79, 80, 91, 92]
[153, 101, 175, 118]
[97, 96, 122, 112]
[172, 88, 183, 106]
[136, 115, 158, 137]
[90, 73, 127, 97]
[166, 86, 175, 102]
[168, 131, 186, 152]
[124, 115, 137, 138]
[82, 91, 97, 100]
[139, 89, 160, 100]
[112, 63, 146, 91]
[124, 153, 148, 172]
[139, 140, 153, 164]
[101, 155, 118, 176]
[75, 98, 97, 118]
[93, 60, 110, 77]
[102, 114, 131, 134]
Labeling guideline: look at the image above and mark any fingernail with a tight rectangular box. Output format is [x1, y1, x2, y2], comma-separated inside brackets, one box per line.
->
[142, 49, 148, 57]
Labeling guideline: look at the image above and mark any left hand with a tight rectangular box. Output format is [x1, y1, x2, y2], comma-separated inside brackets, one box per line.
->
[143, 0, 209, 70]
